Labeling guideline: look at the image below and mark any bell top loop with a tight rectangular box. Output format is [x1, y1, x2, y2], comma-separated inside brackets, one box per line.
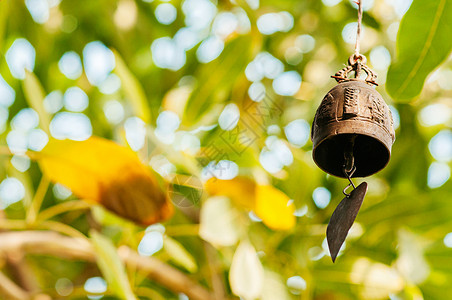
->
[348, 53, 367, 66]
[331, 54, 378, 86]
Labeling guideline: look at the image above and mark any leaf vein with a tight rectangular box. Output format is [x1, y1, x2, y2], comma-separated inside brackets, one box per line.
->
[395, 0, 446, 99]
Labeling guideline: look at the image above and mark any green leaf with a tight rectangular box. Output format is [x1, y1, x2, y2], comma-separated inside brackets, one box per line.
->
[22, 71, 51, 134]
[113, 49, 152, 123]
[386, 0, 452, 101]
[163, 236, 198, 273]
[183, 36, 252, 126]
[90, 231, 137, 300]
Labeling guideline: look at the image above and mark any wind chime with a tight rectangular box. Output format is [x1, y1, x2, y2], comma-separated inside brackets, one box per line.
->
[311, 0, 395, 262]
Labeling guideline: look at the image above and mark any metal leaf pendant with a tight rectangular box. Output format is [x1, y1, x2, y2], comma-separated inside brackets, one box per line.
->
[326, 182, 367, 262]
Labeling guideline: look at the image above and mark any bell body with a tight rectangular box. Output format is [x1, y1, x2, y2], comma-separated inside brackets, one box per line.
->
[311, 80, 395, 178]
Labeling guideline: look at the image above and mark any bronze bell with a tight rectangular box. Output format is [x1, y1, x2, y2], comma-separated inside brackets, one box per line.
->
[311, 55, 395, 178]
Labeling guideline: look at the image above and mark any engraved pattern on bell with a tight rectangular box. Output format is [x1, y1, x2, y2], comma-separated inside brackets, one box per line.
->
[311, 80, 395, 178]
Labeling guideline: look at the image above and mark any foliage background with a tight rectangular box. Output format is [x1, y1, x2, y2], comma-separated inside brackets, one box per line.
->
[0, 0, 451, 299]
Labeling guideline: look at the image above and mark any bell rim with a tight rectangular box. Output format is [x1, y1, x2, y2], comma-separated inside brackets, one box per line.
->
[312, 120, 393, 178]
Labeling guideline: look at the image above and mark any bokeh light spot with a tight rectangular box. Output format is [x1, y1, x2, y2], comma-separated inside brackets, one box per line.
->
[429, 130, 452, 162]
[58, 51, 83, 80]
[53, 183, 72, 200]
[248, 82, 266, 102]
[419, 103, 451, 127]
[50, 112, 92, 141]
[322, 0, 342, 6]
[64, 87, 89, 112]
[219, 103, 240, 131]
[312, 187, 331, 209]
[55, 278, 74, 297]
[427, 162, 450, 189]
[125, 117, 146, 151]
[43, 91, 64, 114]
[84, 277, 107, 296]
[6, 38, 36, 79]
[182, 0, 217, 30]
[25, 0, 49, 24]
[443, 232, 452, 248]
[11, 108, 39, 132]
[257, 12, 294, 35]
[98, 74, 121, 95]
[28, 129, 49, 151]
[0, 178, 26, 209]
[273, 71, 302, 96]
[287, 276, 307, 295]
[114, 0, 138, 30]
[155, 3, 177, 25]
[83, 41, 115, 86]
[103, 100, 124, 125]
[138, 231, 164, 256]
[284, 119, 310, 148]
[196, 36, 224, 63]
[151, 37, 186, 71]
[370, 46, 391, 70]
[11, 155, 31, 172]
[0, 75, 16, 107]
[295, 34, 316, 53]
[212, 12, 238, 39]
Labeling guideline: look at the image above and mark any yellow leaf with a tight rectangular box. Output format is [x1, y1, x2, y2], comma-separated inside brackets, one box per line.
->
[205, 177, 256, 210]
[37, 136, 173, 225]
[255, 185, 295, 230]
[205, 177, 296, 230]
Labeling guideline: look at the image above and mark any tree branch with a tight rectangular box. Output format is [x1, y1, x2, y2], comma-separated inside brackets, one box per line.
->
[0, 270, 30, 300]
[0, 231, 214, 300]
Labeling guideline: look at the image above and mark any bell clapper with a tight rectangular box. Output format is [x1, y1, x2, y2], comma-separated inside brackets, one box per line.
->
[327, 182, 368, 263]
[342, 135, 357, 197]
[342, 166, 357, 197]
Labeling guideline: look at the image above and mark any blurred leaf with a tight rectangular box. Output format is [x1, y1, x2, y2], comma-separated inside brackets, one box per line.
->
[201, 125, 260, 168]
[22, 71, 51, 134]
[386, 0, 452, 101]
[350, 257, 404, 299]
[261, 270, 291, 300]
[183, 36, 252, 125]
[91, 205, 139, 228]
[402, 284, 425, 300]
[205, 176, 255, 209]
[396, 229, 430, 284]
[113, 49, 152, 123]
[36, 136, 173, 225]
[205, 177, 296, 230]
[199, 196, 240, 247]
[91, 231, 137, 300]
[0, 0, 8, 50]
[229, 241, 264, 300]
[255, 185, 296, 230]
[163, 236, 198, 273]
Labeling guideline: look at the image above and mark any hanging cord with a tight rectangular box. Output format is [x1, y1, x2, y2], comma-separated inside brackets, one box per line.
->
[354, 0, 363, 60]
